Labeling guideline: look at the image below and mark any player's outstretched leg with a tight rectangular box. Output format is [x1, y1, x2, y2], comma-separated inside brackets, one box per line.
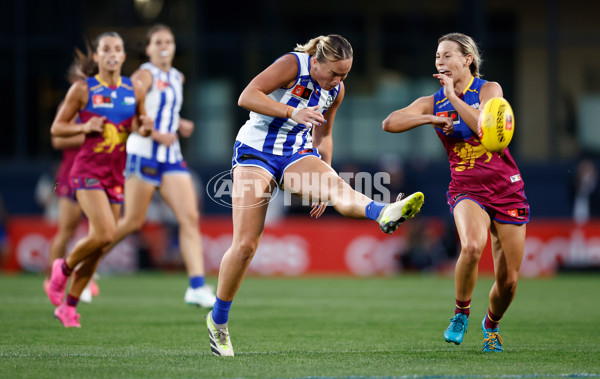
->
[207, 310, 234, 356]
[444, 313, 469, 344]
[481, 317, 503, 352]
[376, 192, 424, 234]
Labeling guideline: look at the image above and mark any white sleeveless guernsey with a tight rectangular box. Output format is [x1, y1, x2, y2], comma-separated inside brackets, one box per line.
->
[235, 52, 340, 156]
[126, 62, 184, 163]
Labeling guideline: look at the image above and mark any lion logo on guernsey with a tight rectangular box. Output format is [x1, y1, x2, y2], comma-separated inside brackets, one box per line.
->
[453, 141, 492, 172]
[94, 123, 128, 153]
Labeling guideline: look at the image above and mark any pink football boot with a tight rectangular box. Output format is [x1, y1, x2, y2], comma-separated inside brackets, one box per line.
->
[54, 301, 81, 328]
[44, 258, 69, 306]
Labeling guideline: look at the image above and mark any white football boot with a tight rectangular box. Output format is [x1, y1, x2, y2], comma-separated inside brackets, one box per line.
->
[206, 310, 234, 356]
[184, 286, 216, 308]
[376, 192, 425, 234]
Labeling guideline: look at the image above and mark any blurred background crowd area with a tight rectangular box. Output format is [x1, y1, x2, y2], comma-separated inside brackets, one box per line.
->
[1, 0, 599, 274]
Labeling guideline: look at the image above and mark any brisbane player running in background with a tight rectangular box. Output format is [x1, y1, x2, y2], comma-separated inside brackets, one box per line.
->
[44, 60, 98, 304]
[45, 31, 153, 327]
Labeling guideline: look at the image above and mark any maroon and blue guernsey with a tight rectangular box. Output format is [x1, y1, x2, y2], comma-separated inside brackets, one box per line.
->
[70, 75, 137, 201]
[432, 77, 529, 224]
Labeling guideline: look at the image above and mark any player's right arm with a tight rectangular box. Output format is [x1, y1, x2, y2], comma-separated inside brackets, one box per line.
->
[382, 95, 453, 134]
[238, 54, 325, 126]
[131, 68, 174, 144]
[51, 80, 104, 137]
[51, 132, 85, 150]
[50, 102, 85, 150]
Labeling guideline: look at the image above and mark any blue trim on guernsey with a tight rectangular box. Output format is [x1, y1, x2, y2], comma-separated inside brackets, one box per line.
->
[152, 90, 167, 160]
[165, 71, 177, 160]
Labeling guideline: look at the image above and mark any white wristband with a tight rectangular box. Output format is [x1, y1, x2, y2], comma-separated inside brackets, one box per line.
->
[291, 107, 301, 119]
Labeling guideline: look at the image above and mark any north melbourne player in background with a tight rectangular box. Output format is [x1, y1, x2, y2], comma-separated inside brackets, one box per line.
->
[382, 33, 529, 352]
[206, 34, 424, 356]
[101, 24, 215, 307]
[45, 32, 153, 327]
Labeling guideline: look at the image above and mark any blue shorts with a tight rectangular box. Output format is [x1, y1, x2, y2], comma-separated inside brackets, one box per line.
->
[232, 141, 321, 185]
[125, 154, 189, 187]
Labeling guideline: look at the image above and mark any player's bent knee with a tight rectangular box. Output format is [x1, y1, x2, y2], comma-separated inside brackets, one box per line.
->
[460, 242, 484, 263]
[91, 226, 117, 248]
[232, 239, 259, 261]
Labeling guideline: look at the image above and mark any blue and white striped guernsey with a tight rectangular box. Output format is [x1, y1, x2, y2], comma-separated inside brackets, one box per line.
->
[235, 52, 341, 156]
[126, 62, 184, 163]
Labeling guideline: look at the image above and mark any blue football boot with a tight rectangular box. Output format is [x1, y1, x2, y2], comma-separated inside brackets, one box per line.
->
[444, 313, 469, 345]
[481, 317, 503, 352]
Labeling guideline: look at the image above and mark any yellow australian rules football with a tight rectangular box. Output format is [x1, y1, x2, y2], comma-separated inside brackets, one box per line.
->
[477, 97, 515, 153]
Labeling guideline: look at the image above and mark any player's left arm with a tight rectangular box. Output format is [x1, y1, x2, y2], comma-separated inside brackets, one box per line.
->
[176, 72, 195, 138]
[478, 81, 504, 110]
[132, 79, 153, 137]
[454, 81, 503, 134]
[178, 118, 194, 138]
[436, 70, 503, 134]
[312, 83, 345, 166]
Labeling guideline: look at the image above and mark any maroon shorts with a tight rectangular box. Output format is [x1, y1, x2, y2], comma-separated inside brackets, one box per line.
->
[55, 176, 75, 198]
[71, 177, 124, 204]
[447, 189, 529, 224]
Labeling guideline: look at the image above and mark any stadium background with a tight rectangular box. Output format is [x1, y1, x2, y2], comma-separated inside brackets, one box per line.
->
[1, 0, 599, 276]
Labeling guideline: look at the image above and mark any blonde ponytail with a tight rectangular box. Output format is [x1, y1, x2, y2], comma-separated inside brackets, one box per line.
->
[294, 34, 353, 63]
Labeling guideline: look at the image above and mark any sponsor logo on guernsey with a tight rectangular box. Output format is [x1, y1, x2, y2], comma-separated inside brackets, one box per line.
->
[291, 84, 313, 100]
[510, 174, 521, 183]
[156, 80, 169, 91]
[122, 96, 136, 105]
[92, 94, 114, 108]
[436, 110, 460, 125]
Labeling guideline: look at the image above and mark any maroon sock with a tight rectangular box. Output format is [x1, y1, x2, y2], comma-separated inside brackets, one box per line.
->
[455, 299, 471, 317]
[61, 261, 73, 276]
[484, 309, 502, 330]
[66, 294, 79, 307]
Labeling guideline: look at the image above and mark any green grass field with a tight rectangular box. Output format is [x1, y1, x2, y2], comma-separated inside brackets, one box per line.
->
[1, 272, 599, 378]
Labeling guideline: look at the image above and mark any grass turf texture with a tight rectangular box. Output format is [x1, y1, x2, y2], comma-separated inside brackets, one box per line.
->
[1, 273, 598, 378]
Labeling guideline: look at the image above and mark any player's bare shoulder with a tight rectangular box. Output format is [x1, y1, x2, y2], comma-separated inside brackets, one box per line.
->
[480, 81, 503, 99]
